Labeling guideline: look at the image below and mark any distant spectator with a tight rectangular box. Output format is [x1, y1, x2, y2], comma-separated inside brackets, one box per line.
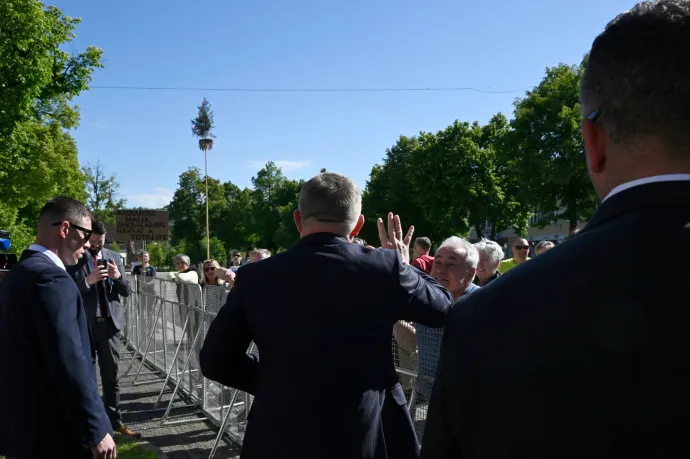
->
[412, 236, 434, 274]
[228, 250, 243, 267]
[131, 251, 156, 278]
[498, 237, 531, 273]
[248, 248, 270, 263]
[473, 238, 504, 286]
[200, 259, 225, 286]
[168, 254, 199, 284]
[535, 241, 556, 256]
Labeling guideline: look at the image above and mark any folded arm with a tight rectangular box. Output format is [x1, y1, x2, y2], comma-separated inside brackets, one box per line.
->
[32, 273, 110, 447]
[200, 272, 259, 394]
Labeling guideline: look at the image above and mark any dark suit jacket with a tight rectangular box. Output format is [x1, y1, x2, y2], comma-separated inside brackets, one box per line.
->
[68, 248, 130, 331]
[200, 233, 454, 459]
[421, 180, 690, 458]
[0, 250, 111, 457]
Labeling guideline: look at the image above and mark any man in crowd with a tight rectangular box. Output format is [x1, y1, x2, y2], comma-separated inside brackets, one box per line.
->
[396, 237, 479, 404]
[0, 197, 116, 458]
[422, 1, 690, 457]
[67, 220, 139, 439]
[200, 172, 453, 459]
[248, 248, 271, 263]
[498, 236, 530, 273]
[411, 236, 434, 274]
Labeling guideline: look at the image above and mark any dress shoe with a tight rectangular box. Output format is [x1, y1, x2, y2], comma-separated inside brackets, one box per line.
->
[115, 424, 142, 438]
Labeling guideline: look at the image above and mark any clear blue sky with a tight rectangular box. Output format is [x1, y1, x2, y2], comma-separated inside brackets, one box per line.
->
[51, 0, 635, 209]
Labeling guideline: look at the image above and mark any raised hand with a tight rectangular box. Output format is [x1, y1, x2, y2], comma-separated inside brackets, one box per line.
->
[376, 212, 414, 264]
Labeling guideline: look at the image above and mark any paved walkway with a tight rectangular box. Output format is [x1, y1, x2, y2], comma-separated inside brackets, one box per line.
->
[102, 349, 242, 459]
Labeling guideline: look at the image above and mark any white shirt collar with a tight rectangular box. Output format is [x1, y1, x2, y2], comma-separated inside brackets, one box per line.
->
[28, 243, 66, 271]
[603, 174, 690, 202]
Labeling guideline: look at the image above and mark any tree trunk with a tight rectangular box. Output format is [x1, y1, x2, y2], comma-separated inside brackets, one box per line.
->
[474, 224, 484, 240]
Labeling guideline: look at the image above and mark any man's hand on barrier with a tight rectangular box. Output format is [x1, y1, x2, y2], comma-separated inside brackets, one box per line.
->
[377, 212, 414, 264]
[91, 433, 117, 459]
[215, 267, 236, 286]
[87, 265, 109, 286]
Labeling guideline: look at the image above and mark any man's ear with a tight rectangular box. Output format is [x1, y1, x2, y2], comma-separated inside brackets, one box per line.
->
[293, 209, 303, 233]
[350, 214, 365, 237]
[467, 267, 477, 284]
[582, 118, 607, 174]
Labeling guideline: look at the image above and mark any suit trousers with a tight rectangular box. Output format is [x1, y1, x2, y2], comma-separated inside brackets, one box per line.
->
[93, 318, 122, 429]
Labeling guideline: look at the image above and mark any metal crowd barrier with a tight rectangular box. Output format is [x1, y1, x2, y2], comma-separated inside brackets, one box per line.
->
[120, 273, 441, 456]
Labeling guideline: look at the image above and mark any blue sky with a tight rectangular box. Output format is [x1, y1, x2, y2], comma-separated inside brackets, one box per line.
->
[51, 0, 635, 209]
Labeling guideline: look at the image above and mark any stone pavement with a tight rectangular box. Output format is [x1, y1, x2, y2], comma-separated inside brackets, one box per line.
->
[100, 350, 242, 459]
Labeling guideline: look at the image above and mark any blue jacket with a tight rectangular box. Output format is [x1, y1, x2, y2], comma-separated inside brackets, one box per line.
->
[200, 233, 454, 459]
[0, 250, 111, 457]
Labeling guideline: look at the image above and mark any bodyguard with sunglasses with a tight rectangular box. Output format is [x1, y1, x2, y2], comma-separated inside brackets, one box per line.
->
[0, 197, 117, 459]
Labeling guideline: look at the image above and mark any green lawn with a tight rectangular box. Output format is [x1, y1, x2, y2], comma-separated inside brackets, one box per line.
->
[1, 437, 157, 459]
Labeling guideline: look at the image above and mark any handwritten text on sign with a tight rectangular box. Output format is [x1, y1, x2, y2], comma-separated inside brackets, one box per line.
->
[115, 209, 169, 242]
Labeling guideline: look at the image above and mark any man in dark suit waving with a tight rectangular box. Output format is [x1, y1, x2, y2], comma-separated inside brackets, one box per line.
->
[421, 1, 690, 458]
[68, 220, 139, 439]
[0, 197, 116, 458]
[201, 172, 454, 459]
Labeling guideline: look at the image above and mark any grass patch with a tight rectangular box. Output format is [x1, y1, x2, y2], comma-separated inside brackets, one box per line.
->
[117, 437, 158, 459]
[2, 437, 157, 459]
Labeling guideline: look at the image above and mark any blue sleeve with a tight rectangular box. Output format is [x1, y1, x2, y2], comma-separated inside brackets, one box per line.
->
[395, 252, 453, 327]
[31, 273, 111, 447]
[199, 269, 259, 394]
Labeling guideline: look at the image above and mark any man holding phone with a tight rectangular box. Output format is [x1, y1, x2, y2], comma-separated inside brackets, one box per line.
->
[67, 220, 140, 439]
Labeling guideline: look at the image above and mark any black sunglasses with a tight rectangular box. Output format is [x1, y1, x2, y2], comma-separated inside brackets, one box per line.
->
[204, 266, 216, 272]
[514, 245, 530, 250]
[53, 221, 93, 240]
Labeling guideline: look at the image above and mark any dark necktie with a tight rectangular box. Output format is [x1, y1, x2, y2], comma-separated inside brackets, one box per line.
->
[93, 254, 109, 318]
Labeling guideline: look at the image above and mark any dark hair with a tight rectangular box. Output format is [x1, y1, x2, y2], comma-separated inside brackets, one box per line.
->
[298, 173, 361, 230]
[414, 237, 432, 251]
[581, 0, 690, 157]
[38, 196, 91, 228]
[91, 219, 107, 235]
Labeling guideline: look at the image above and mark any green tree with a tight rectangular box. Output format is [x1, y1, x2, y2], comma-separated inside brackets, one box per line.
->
[201, 236, 226, 263]
[508, 63, 597, 235]
[0, 1, 100, 250]
[0, 0, 103, 135]
[250, 162, 288, 251]
[83, 160, 126, 223]
[167, 167, 227, 263]
[361, 136, 437, 245]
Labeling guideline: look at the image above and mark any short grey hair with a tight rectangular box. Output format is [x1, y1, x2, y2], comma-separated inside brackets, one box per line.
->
[535, 241, 555, 252]
[581, 0, 690, 157]
[439, 236, 479, 270]
[473, 238, 504, 264]
[298, 173, 362, 232]
[174, 254, 190, 265]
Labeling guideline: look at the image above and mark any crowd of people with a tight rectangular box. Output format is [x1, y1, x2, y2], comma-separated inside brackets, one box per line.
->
[0, 1, 688, 458]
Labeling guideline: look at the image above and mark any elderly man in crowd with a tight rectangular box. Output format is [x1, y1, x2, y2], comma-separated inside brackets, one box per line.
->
[535, 240, 555, 256]
[394, 236, 480, 408]
[473, 238, 504, 286]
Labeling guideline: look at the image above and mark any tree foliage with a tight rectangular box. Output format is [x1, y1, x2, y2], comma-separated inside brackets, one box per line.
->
[0, 1, 101, 251]
[83, 160, 126, 223]
[508, 62, 597, 235]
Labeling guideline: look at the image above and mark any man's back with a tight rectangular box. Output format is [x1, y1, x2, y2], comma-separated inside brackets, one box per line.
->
[201, 232, 453, 458]
[422, 181, 690, 458]
[0, 251, 109, 457]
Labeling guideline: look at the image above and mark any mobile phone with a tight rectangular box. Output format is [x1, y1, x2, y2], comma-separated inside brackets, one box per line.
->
[99, 259, 108, 270]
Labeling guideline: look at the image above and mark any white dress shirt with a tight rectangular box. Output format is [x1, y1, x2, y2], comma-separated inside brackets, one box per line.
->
[28, 243, 65, 271]
[603, 173, 690, 202]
